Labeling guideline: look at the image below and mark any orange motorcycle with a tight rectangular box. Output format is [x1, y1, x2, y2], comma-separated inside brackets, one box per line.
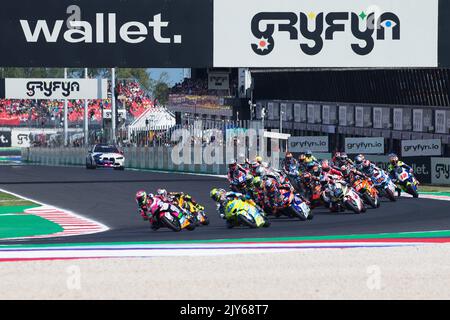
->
[352, 177, 380, 209]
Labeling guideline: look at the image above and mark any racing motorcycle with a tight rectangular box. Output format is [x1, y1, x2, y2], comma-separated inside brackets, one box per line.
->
[171, 193, 209, 226]
[394, 167, 419, 198]
[220, 198, 270, 229]
[284, 163, 303, 193]
[305, 178, 324, 209]
[326, 181, 366, 214]
[352, 177, 380, 209]
[370, 168, 397, 202]
[139, 200, 197, 232]
[271, 187, 313, 221]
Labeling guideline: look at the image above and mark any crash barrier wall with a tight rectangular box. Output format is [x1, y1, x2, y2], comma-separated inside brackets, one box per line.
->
[22, 147, 229, 175]
[22, 148, 450, 186]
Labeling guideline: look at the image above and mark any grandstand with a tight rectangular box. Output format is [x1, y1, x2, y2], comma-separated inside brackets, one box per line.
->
[0, 79, 156, 129]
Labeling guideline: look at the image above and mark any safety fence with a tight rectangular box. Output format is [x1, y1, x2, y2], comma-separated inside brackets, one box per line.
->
[22, 147, 228, 175]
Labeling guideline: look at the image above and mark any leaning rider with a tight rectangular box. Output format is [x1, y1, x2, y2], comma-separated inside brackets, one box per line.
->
[210, 188, 250, 220]
[387, 153, 416, 196]
[281, 152, 298, 175]
[135, 191, 164, 230]
[227, 159, 248, 184]
[304, 150, 318, 166]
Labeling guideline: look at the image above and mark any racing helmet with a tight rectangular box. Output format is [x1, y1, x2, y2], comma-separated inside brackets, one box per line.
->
[285, 152, 293, 160]
[156, 188, 167, 198]
[252, 176, 263, 189]
[298, 153, 306, 162]
[362, 160, 371, 168]
[135, 190, 147, 206]
[210, 188, 225, 202]
[228, 159, 237, 170]
[340, 152, 348, 162]
[305, 150, 312, 157]
[388, 153, 399, 165]
[321, 160, 330, 172]
[354, 154, 364, 165]
[254, 156, 263, 164]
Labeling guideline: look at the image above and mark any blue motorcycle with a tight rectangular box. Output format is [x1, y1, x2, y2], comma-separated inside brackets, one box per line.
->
[370, 168, 397, 201]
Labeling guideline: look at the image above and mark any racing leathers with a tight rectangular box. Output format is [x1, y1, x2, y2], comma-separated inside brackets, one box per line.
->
[215, 191, 250, 220]
[387, 161, 414, 181]
[139, 195, 167, 230]
[262, 176, 293, 214]
[227, 163, 248, 183]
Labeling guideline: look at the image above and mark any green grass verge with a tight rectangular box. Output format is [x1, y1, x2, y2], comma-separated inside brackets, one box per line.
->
[420, 185, 450, 193]
[0, 192, 38, 207]
[0, 191, 62, 239]
[0, 215, 63, 239]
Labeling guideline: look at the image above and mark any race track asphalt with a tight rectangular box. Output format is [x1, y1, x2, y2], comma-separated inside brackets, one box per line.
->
[1, 165, 450, 245]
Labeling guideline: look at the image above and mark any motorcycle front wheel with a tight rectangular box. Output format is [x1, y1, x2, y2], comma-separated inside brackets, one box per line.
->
[160, 214, 182, 232]
[385, 188, 397, 202]
[363, 193, 377, 209]
[407, 185, 419, 198]
[345, 200, 362, 214]
[237, 214, 258, 228]
[288, 206, 308, 221]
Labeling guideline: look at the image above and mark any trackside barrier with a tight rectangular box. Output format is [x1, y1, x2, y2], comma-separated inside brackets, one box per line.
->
[22, 147, 228, 175]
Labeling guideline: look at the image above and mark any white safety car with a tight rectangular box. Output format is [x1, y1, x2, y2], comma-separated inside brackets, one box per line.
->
[86, 144, 125, 170]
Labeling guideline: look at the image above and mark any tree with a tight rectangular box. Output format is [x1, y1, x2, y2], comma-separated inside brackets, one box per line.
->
[151, 72, 171, 105]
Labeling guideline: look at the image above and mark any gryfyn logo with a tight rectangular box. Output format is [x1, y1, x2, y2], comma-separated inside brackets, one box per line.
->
[19, 9, 182, 44]
[251, 10, 400, 56]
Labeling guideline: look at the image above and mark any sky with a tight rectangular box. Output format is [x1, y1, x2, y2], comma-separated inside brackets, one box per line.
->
[147, 68, 185, 87]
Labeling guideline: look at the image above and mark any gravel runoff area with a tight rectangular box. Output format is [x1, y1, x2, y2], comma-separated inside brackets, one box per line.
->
[2, 244, 450, 300]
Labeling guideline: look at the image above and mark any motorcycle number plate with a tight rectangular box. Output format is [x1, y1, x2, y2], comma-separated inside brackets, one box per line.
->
[400, 173, 408, 180]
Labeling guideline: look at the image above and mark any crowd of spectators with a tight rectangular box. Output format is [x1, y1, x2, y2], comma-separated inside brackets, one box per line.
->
[170, 77, 239, 97]
[117, 80, 157, 118]
[0, 80, 155, 127]
[170, 78, 209, 96]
